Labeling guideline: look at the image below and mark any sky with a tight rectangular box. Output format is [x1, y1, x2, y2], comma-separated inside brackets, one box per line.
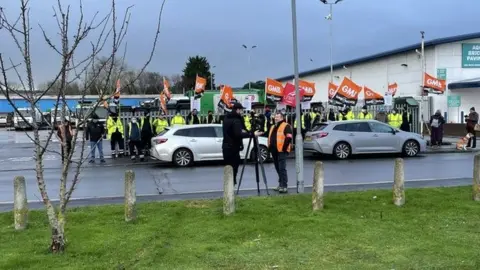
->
[1, 0, 480, 88]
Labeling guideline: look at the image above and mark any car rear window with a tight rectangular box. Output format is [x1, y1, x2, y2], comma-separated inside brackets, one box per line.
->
[333, 124, 346, 131]
[311, 123, 328, 131]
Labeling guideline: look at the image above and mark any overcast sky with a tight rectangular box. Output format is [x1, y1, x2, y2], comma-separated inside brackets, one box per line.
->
[1, 0, 479, 88]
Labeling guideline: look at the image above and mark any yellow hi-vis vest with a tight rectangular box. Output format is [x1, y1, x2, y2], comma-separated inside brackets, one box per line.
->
[153, 118, 169, 134]
[357, 112, 373, 120]
[294, 114, 305, 129]
[171, 115, 186, 125]
[388, 113, 402, 128]
[106, 117, 123, 140]
[345, 111, 355, 120]
[244, 115, 251, 131]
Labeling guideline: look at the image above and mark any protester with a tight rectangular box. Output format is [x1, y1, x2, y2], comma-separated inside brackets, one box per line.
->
[204, 110, 216, 124]
[140, 110, 154, 155]
[86, 114, 105, 163]
[106, 112, 124, 158]
[429, 110, 445, 147]
[375, 107, 388, 123]
[268, 111, 293, 193]
[127, 117, 144, 161]
[186, 109, 200, 125]
[467, 107, 479, 148]
[400, 111, 411, 132]
[222, 103, 262, 186]
[57, 118, 74, 164]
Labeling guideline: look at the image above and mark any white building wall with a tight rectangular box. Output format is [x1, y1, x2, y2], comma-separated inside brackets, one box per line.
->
[281, 37, 480, 123]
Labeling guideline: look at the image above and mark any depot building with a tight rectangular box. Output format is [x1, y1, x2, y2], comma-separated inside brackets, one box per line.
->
[276, 32, 480, 124]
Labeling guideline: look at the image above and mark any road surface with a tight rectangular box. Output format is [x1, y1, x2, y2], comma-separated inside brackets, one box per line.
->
[0, 151, 476, 203]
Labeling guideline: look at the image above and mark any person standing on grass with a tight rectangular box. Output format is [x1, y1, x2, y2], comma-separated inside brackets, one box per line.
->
[86, 114, 106, 163]
[268, 111, 293, 194]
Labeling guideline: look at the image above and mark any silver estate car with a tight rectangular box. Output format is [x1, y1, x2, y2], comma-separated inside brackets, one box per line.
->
[303, 120, 427, 159]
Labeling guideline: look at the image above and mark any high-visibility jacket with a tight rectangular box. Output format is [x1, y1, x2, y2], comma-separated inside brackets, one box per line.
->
[345, 111, 355, 120]
[268, 122, 292, 153]
[153, 118, 169, 134]
[106, 116, 123, 140]
[171, 115, 186, 125]
[294, 114, 305, 129]
[388, 113, 402, 128]
[243, 115, 251, 131]
[357, 112, 373, 120]
[140, 117, 153, 128]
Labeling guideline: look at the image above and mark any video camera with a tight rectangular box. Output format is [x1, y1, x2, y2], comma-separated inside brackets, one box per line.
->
[249, 111, 265, 133]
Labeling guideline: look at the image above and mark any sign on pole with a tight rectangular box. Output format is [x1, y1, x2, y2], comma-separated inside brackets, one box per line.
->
[447, 95, 461, 108]
[437, 68, 447, 80]
[462, 43, 480, 68]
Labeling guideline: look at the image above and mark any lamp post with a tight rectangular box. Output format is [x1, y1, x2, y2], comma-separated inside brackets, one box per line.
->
[211, 65, 216, 90]
[242, 44, 257, 89]
[320, 0, 344, 83]
[290, 0, 304, 193]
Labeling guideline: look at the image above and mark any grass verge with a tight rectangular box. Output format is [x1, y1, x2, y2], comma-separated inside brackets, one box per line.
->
[1, 186, 480, 269]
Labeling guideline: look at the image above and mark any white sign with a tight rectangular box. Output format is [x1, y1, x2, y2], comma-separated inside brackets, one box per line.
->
[301, 101, 311, 110]
[213, 93, 258, 113]
[190, 97, 201, 111]
[242, 97, 252, 111]
[384, 93, 392, 106]
[276, 103, 286, 111]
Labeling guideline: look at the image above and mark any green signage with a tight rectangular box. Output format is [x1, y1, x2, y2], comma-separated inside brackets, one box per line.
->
[462, 43, 480, 68]
[436, 68, 447, 80]
[447, 95, 461, 108]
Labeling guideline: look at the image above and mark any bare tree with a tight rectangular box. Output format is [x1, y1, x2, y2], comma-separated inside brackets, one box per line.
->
[0, 0, 165, 253]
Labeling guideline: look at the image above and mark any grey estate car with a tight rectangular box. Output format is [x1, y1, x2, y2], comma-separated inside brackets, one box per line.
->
[303, 120, 427, 159]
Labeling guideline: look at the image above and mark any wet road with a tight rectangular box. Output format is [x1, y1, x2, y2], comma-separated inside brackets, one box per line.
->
[0, 151, 476, 203]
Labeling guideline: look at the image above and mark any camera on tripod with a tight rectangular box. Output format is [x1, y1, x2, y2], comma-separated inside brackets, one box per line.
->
[249, 112, 265, 133]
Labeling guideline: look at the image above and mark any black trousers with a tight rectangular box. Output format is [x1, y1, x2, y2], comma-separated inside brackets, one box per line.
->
[110, 131, 124, 153]
[468, 130, 477, 148]
[61, 141, 72, 163]
[222, 148, 240, 185]
[271, 151, 288, 188]
[141, 133, 153, 152]
[128, 140, 143, 157]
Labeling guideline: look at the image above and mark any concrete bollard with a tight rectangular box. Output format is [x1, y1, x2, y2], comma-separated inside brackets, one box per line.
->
[124, 170, 137, 222]
[223, 165, 235, 216]
[312, 161, 324, 211]
[13, 176, 28, 230]
[393, 158, 405, 206]
[473, 154, 480, 201]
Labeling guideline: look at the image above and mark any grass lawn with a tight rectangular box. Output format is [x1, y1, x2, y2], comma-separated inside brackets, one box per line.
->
[1, 186, 480, 269]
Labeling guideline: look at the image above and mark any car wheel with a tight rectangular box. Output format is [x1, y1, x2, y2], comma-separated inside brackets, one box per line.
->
[333, 142, 351, 159]
[403, 140, 419, 157]
[250, 145, 269, 163]
[172, 148, 193, 167]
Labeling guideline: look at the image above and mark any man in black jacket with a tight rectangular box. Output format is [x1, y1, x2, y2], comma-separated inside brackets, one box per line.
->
[86, 114, 106, 163]
[222, 103, 262, 185]
[269, 111, 293, 193]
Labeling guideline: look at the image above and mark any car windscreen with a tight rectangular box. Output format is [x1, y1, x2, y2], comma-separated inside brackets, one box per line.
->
[14, 109, 31, 117]
[311, 123, 328, 132]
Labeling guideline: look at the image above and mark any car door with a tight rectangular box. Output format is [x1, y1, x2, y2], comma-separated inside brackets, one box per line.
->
[344, 122, 373, 153]
[185, 127, 217, 160]
[368, 122, 401, 152]
[213, 126, 224, 159]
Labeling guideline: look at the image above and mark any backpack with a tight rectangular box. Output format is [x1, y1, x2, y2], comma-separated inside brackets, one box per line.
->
[431, 118, 440, 128]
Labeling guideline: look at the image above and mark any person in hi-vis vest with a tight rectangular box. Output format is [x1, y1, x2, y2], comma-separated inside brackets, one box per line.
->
[357, 105, 373, 120]
[388, 109, 402, 128]
[171, 110, 186, 126]
[106, 112, 124, 158]
[268, 111, 293, 194]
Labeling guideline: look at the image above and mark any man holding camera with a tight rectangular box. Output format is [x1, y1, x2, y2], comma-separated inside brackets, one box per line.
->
[222, 103, 263, 186]
[268, 111, 293, 193]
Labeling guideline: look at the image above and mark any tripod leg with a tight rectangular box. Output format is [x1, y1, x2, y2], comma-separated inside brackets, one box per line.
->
[255, 137, 270, 196]
[236, 137, 252, 195]
[254, 157, 260, 196]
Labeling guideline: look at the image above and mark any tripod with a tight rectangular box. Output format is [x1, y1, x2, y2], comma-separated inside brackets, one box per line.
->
[236, 133, 270, 196]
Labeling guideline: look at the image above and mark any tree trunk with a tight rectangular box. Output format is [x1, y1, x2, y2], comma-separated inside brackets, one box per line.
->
[50, 215, 66, 253]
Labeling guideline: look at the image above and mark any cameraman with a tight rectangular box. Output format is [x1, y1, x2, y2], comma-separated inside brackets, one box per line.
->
[223, 103, 263, 186]
[268, 111, 293, 193]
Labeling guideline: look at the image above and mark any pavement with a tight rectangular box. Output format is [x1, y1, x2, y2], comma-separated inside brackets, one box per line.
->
[0, 129, 479, 212]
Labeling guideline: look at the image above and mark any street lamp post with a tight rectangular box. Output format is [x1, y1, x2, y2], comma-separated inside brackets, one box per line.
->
[242, 44, 257, 89]
[211, 65, 216, 90]
[321, 0, 343, 83]
[290, 0, 304, 193]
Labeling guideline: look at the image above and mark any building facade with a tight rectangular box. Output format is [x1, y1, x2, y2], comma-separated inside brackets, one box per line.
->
[276, 32, 480, 123]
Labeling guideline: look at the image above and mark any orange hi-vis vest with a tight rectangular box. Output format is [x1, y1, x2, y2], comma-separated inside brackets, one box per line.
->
[268, 122, 292, 153]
